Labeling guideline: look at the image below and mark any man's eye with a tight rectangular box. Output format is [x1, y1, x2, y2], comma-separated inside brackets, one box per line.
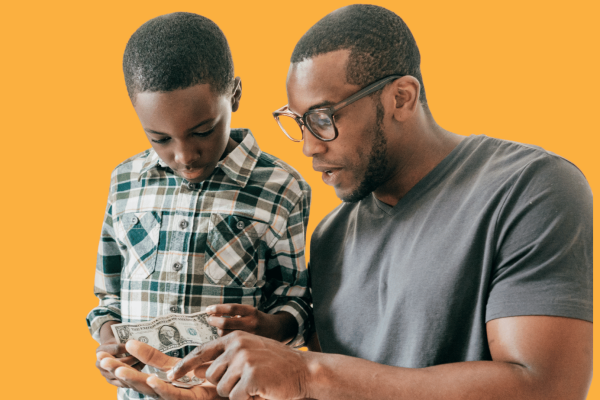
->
[151, 137, 171, 144]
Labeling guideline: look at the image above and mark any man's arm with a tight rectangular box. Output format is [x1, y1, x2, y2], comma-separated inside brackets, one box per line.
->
[168, 315, 591, 400]
[303, 316, 592, 400]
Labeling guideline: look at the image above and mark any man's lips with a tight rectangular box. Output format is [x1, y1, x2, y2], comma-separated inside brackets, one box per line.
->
[313, 164, 342, 174]
[313, 163, 343, 185]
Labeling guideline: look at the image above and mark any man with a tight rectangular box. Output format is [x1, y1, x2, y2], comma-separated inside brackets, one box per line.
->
[100, 5, 592, 400]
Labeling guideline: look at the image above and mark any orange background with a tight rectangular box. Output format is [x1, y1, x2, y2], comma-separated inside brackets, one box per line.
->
[1, 0, 597, 398]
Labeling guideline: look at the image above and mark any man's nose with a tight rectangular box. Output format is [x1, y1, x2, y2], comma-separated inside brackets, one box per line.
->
[174, 142, 199, 166]
[302, 127, 327, 158]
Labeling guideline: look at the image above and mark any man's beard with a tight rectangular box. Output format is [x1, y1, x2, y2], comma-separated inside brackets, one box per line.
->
[342, 100, 388, 203]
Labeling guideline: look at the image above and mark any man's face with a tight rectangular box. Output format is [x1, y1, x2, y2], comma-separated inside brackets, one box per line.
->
[286, 50, 390, 202]
[133, 82, 240, 183]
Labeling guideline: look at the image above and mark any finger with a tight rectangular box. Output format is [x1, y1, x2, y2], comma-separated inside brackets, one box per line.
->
[132, 361, 146, 371]
[208, 316, 255, 331]
[169, 339, 227, 380]
[115, 366, 158, 397]
[206, 304, 255, 317]
[118, 355, 140, 366]
[214, 366, 242, 399]
[192, 362, 211, 379]
[107, 378, 130, 389]
[97, 358, 132, 389]
[100, 357, 133, 376]
[126, 340, 178, 370]
[96, 351, 115, 362]
[97, 342, 127, 356]
[147, 375, 206, 400]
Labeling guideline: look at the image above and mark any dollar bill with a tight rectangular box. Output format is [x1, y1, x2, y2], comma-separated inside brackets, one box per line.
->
[146, 365, 205, 389]
[111, 312, 219, 353]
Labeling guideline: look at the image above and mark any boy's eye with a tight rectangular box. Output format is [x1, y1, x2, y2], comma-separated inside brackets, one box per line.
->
[151, 137, 171, 144]
[193, 128, 215, 137]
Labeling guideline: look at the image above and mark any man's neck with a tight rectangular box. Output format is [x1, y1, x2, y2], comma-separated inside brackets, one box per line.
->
[373, 116, 463, 207]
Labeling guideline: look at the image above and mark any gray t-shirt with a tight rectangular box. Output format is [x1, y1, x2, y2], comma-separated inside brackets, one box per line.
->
[310, 135, 592, 367]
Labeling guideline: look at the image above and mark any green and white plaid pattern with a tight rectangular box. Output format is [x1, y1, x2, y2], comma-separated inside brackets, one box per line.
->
[87, 129, 312, 398]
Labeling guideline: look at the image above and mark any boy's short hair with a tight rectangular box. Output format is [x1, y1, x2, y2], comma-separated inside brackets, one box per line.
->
[291, 4, 427, 105]
[123, 12, 234, 102]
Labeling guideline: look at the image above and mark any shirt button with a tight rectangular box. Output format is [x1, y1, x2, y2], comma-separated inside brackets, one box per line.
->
[172, 350, 180, 357]
[236, 221, 245, 230]
[170, 306, 178, 313]
[187, 181, 199, 190]
[173, 262, 183, 271]
[131, 216, 139, 224]
[179, 220, 189, 229]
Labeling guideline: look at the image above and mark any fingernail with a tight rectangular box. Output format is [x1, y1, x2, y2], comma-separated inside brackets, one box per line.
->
[206, 306, 215, 313]
[167, 371, 174, 380]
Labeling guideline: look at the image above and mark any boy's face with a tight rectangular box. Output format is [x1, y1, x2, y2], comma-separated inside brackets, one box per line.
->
[133, 80, 241, 183]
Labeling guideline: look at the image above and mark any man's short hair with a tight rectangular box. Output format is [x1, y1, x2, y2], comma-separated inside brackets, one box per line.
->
[291, 5, 427, 105]
[123, 12, 234, 102]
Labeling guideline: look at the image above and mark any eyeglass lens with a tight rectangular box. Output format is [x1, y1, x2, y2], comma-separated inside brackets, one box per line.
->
[276, 112, 336, 141]
[276, 115, 305, 141]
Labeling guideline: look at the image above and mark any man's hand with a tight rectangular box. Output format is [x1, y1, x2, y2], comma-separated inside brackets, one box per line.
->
[169, 331, 311, 400]
[95, 321, 145, 389]
[206, 304, 298, 343]
[100, 340, 223, 400]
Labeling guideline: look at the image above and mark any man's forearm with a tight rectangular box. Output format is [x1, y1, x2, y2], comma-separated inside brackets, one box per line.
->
[303, 353, 587, 400]
[302, 317, 592, 400]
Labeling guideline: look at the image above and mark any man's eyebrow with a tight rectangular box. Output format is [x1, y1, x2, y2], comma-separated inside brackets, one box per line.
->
[308, 101, 335, 111]
[145, 118, 215, 135]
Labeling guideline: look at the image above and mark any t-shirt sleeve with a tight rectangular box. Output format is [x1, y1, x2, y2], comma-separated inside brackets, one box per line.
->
[485, 154, 593, 323]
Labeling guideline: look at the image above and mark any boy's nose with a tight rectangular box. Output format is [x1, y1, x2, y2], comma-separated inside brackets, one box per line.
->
[174, 144, 200, 167]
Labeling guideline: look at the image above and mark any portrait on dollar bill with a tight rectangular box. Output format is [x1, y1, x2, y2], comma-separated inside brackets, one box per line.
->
[158, 325, 181, 347]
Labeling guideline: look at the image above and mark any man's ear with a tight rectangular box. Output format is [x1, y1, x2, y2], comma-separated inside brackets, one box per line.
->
[232, 77, 242, 112]
[390, 76, 420, 122]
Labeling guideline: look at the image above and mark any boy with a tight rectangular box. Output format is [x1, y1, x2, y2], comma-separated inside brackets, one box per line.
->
[86, 12, 312, 400]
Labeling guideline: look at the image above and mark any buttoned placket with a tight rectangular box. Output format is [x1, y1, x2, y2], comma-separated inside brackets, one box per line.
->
[164, 180, 203, 315]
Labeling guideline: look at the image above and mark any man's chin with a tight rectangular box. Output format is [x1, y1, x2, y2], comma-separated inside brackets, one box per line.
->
[335, 185, 372, 204]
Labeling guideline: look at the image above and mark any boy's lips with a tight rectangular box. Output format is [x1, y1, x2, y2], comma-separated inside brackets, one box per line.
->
[179, 168, 205, 181]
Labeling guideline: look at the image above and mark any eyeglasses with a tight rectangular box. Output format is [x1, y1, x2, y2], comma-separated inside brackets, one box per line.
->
[272, 75, 402, 142]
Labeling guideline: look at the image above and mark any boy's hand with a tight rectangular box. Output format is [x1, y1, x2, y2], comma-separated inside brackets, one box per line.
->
[101, 340, 223, 400]
[206, 304, 298, 343]
[95, 321, 145, 388]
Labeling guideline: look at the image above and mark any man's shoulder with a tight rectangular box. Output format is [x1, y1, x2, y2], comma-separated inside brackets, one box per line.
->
[460, 135, 588, 187]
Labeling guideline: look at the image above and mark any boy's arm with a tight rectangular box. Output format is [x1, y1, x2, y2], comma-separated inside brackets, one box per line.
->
[206, 181, 312, 346]
[86, 178, 123, 342]
[259, 183, 312, 347]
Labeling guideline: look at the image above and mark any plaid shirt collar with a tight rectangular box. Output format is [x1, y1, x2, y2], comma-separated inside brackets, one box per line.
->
[137, 129, 262, 188]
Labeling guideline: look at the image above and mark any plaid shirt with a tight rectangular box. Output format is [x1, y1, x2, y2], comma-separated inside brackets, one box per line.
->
[87, 129, 312, 396]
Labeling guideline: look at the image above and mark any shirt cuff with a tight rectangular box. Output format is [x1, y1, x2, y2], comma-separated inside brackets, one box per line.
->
[267, 300, 311, 348]
[87, 309, 122, 343]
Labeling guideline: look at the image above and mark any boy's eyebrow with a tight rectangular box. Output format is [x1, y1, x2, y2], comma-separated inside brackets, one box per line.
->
[145, 118, 216, 135]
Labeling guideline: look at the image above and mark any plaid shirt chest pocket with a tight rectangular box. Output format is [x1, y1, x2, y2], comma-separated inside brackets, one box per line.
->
[205, 214, 270, 287]
[119, 211, 162, 280]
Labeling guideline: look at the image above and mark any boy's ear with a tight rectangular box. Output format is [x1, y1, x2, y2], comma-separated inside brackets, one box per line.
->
[231, 77, 242, 112]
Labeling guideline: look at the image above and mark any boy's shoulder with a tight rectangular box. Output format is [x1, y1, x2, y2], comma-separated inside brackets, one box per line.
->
[109, 148, 156, 181]
[230, 128, 311, 198]
[254, 151, 310, 194]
